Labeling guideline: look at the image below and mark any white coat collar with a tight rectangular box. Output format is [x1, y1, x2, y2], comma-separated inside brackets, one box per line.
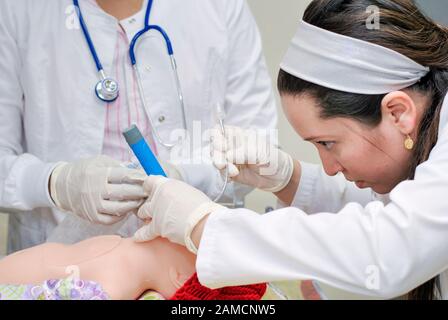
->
[80, 0, 149, 41]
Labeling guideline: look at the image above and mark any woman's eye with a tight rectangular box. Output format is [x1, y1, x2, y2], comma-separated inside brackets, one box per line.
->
[316, 141, 335, 150]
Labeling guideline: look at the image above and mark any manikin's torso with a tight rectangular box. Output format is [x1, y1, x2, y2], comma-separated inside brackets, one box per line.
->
[0, 236, 196, 299]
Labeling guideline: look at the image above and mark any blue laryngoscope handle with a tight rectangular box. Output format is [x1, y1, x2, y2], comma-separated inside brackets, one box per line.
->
[131, 140, 166, 177]
[123, 125, 166, 177]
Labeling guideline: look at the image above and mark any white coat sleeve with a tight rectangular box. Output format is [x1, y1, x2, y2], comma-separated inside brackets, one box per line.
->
[196, 126, 448, 299]
[292, 161, 374, 214]
[176, 0, 277, 202]
[0, 3, 58, 211]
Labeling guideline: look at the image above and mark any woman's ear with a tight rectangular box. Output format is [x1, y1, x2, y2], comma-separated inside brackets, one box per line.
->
[381, 91, 418, 135]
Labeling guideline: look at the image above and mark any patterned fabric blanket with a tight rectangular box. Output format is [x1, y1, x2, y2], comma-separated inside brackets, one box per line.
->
[0, 278, 165, 300]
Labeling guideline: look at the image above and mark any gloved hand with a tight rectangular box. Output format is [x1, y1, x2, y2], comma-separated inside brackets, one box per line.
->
[211, 126, 294, 192]
[50, 156, 147, 225]
[134, 176, 224, 253]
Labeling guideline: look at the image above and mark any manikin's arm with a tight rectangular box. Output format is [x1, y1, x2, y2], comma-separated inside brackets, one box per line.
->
[0, 236, 196, 300]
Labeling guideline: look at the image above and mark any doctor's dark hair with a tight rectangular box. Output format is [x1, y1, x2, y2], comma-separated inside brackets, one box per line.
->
[277, 0, 448, 300]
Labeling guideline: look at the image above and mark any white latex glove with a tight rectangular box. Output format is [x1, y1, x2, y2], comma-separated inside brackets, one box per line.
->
[211, 125, 294, 192]
[50, 156, 147, 225]
[134, 176, 224, 253]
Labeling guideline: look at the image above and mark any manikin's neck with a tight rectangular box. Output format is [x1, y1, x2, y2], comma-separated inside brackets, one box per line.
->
[121, 238, 196, 298]
[96, 0, 144, 20]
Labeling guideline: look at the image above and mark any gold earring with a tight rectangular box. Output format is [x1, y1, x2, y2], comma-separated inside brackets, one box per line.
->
[404, 135, 414, 150]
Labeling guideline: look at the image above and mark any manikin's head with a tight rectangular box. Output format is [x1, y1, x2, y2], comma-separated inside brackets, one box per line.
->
[278, 0, 448, 195]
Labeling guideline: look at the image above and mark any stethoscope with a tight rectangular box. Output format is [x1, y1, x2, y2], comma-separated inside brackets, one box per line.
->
[73, 0, 187, 149]
[74, 0, 229, 202]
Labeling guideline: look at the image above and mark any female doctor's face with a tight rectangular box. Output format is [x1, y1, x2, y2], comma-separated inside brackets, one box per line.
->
[282, 92, 422, 194]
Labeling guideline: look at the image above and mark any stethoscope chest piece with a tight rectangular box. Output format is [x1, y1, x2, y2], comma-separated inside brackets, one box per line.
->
[95, 77, 119, 102]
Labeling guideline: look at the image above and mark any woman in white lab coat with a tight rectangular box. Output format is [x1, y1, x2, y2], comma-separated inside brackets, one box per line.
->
[0, 0, 276, 253]
[135, 0, 448, 299]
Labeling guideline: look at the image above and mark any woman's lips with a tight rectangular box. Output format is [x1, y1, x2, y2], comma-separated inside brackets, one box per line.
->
[346, 176, 370, 189]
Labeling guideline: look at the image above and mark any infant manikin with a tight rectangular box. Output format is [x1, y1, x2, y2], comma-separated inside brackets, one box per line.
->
[0, 236, 196, 300]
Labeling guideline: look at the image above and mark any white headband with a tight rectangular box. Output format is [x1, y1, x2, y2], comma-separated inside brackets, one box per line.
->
[280, 20, 430, 95]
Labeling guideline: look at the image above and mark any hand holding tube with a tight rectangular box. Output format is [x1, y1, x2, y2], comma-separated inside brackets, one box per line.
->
[49, 156, 147, 225]
[211, 126, 295, 193]
[134, 176, 224, 253]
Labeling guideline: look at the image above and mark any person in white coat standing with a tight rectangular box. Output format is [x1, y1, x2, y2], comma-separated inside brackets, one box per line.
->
[134, 0, 448, 300]
[0, 0, 277, 253]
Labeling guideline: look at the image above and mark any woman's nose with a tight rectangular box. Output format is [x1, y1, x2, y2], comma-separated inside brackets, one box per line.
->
[320, 154, 343, 176]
